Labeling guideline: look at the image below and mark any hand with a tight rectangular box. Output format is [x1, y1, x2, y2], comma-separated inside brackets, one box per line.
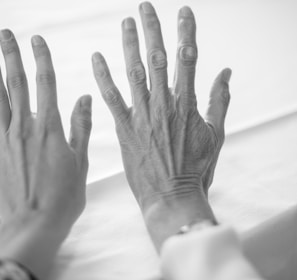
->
[0, 30, 92, 277]
[92, 2, 231, 249]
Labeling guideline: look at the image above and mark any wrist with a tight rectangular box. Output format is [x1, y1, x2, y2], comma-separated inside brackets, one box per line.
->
[138, 175, 206, 212]
[0, 211, 69, 279]
[142, 185, 217, 251]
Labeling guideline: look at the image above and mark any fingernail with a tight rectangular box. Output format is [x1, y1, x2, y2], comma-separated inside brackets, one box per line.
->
[92, 52, 104, 63]
[222, 68, 232, 83]
[81, 95, 92, 111]
[123, 17, 136, 29]
[180, 6, 193, 17]
[32, 35, 45, 46]
[141, 2, 154, 14]
[0, 29, 12, 42]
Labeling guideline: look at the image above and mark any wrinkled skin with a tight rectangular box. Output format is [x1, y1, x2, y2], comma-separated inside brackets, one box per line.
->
[0, 31, 92, 232]
[93, 2, 231, 249]
[93, 3, 231, 210]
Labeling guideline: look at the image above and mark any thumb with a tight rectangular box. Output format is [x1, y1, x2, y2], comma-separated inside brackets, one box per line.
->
[69, 95, 92, 162]
[205, 68, 232, 140]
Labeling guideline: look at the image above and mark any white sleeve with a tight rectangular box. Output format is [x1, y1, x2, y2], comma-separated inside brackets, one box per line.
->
[160, 225, 265, 280]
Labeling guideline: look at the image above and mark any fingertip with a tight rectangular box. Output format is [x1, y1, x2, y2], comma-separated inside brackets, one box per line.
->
[92, 52, 107, 81]
[92, 52, 104, 64]
[0, 29, 13, 43]
[31, 35, 45, 47]
[80, 94, 92, 113]
[0, 29, 19, 56]
[209, 69, 232, 110]
[179, 6, 194, 17]
[221, 68, 232, 83]
[122, 17, 136, 30]
[139, 2, 154, 14]
[31, 35, 52, 62]
[71, 95, 92, 132]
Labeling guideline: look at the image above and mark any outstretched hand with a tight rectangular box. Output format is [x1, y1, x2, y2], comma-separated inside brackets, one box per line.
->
[0, 30, 92, 277]
[93, 2, 231, 249]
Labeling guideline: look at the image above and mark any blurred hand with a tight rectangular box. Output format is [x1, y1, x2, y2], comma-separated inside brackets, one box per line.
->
[0, 30, 92, 276]
[93, 2, 231, 249]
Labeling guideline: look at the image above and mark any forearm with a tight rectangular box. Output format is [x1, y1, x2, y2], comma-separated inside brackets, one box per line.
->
[142, 186, 217, 251]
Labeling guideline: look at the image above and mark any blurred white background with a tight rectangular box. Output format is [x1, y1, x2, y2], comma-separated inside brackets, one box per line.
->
[0, 0, 297, 182]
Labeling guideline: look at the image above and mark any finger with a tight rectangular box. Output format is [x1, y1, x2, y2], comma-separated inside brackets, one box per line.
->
[92, 52, 129, 124]
[205, 68, 232, 139]
[0, 67, 11, 133]
[70, 95, 92, 165]
[31, 35, 58, 120]
[122, 17, 149, 111]
[0, 29, 30, 126]
[139, 2, 168, 96]
[174, 7, 198, 108]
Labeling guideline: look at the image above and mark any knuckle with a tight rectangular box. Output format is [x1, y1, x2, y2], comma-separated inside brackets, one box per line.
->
[128, 63, 146, 85]
[94, 67, 109, 80]
[149, 49, 167, 70]
[7, 72, 27, 90]
[179, 45, 197, 67]
[36, 71, 56, 86]
[102, 88, 121, 106]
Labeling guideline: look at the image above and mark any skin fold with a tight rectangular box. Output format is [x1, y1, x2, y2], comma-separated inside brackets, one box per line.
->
[93, 2, 232, 250]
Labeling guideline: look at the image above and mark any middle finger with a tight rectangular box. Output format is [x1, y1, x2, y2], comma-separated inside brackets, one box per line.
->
[139, 2, 169, 101]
